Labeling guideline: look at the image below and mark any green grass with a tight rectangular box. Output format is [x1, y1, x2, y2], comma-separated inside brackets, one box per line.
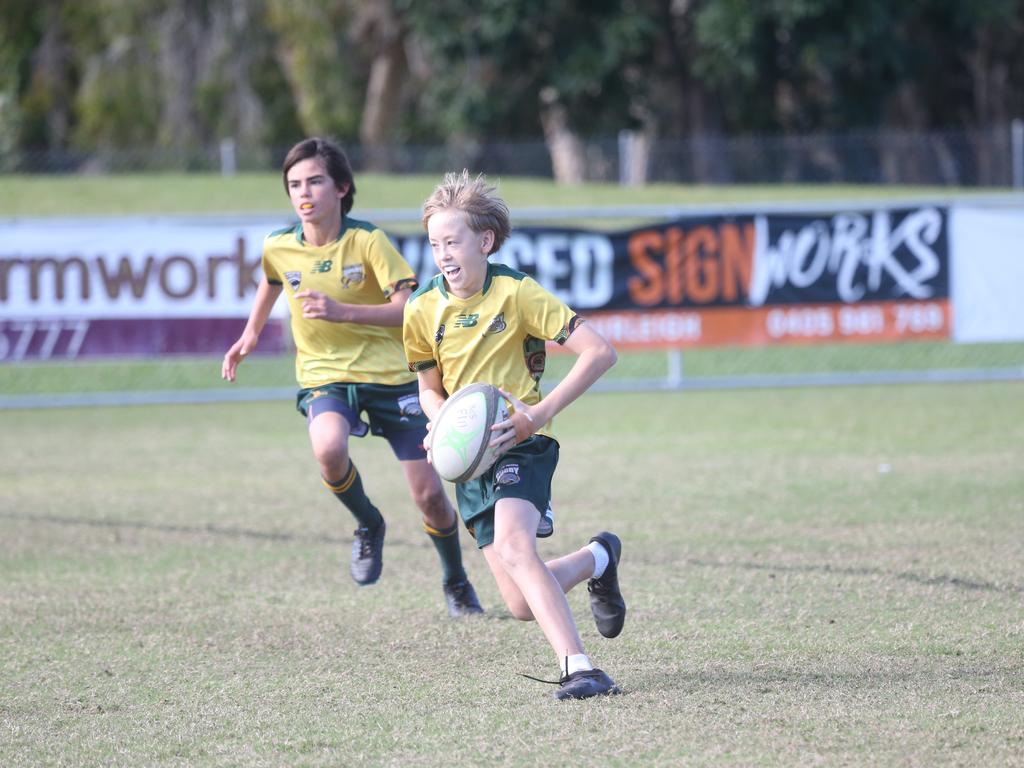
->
[2, 384, 1023, 766]
[0, 172, 1002, 218]
[1, 340, 1021, 396]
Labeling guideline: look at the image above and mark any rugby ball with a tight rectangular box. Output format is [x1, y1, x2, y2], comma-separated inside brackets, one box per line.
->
[429, 383, 510, 483]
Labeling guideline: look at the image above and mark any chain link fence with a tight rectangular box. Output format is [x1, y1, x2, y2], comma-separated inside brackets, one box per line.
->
[7, 124, 1024, 187]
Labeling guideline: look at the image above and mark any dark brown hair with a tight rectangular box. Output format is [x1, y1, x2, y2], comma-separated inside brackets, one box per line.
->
[281, 137, 356, 215]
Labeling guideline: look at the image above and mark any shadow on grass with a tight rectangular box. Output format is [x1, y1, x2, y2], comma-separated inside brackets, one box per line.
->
[8, 512, 1019, 597]
[686, 557, 1024, 595]
[0, 510, 351, 545]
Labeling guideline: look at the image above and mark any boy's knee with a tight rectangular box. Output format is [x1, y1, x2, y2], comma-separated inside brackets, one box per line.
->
[494, 533, 537, 572]
[414, 484, 448, 519]
[316, 448, 349, 484]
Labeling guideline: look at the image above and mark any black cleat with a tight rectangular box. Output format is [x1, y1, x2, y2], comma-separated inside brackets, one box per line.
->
[587, 531, 626, 638]
[554, 668, 621, 700]
[350, 521, 385, 585]
[443, 579, 484, 617]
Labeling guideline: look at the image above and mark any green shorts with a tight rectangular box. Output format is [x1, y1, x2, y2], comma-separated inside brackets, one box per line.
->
[455, 435, 559, 548]
[296, 381, 427, 461]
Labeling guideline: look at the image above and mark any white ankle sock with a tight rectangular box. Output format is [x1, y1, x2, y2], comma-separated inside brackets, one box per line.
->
[587, 541, 609, 579]
[564, 653, 593, 676]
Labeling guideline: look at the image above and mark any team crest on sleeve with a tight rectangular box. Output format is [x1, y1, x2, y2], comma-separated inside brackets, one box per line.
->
[284, 271, 302, 291]
[397, 393, 423, 421]
[341, 263, 365, 289]
[483, 313, 507, 336]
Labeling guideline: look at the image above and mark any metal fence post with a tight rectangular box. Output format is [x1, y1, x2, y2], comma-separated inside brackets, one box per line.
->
[219, 138, 237, 176]
[666, 348, 684, 388]
[1013, 120, 1024, 189]
[618, 130, 633, 186]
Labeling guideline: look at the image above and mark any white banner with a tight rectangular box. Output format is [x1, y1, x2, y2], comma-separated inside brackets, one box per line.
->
[0, 216, 288, 319]
[950, 206, 1024, 343]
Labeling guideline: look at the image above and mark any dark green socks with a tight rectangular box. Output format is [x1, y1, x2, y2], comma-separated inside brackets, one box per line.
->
[423, 520, 467, 585]
[323, 461, 384, 530]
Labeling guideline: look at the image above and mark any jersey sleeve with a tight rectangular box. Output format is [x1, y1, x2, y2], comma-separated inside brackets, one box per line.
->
[366, 228, 418, 298]
[516, 276, 583, 344]
[261, 235, 283, 285]
[402, 299, 437, 372]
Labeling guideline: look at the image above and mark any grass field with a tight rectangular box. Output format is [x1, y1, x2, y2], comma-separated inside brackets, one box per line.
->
[2, 174, 1022, 764]
[0, 173, 1004, 218]
[2, 383, 1022, 766]
[2, 341, 1022, 398]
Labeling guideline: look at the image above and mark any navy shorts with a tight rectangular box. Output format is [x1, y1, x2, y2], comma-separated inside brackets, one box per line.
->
[296, 381, 428, 461]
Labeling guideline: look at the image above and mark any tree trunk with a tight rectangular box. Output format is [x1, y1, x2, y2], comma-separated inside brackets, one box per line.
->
[156, 2, 204, 149]
[357, 3, 408, 172]
[539, 87, 585, 184]
[31, 5, 72, 149]
[359, 49, 406, 170]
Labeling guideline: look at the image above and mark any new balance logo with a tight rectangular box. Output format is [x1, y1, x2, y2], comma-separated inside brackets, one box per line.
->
[312, 260, 333, 273]
[454, 313, 479, 328]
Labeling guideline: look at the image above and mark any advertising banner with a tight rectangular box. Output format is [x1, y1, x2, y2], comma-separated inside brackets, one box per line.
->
[0, 216, 286, 360]
[395, 205, 950, 349]
[1, 206, 951, 359]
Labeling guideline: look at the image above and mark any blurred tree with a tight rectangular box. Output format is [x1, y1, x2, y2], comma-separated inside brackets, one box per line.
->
[0, 0, 41, 167]
[2, 0, 1023, 179]
[399, 0, 656, 182]
[265, 0, 363, 140]
[353, 0, 410, 169]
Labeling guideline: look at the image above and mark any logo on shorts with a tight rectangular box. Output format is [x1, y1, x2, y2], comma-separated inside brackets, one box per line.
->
[435, 324, 446, 344]
[341, 263, 365, 288]
[397, 393, 422, 420]
[312, 260, 333, 273]
[284, 271, 302, 291]
[484, 313, 507, 336]
[495, 463, 521, 486]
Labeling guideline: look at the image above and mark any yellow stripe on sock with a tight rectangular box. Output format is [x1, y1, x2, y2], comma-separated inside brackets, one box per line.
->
[423, 521, 458, 538]
[323, 463, 357, 494]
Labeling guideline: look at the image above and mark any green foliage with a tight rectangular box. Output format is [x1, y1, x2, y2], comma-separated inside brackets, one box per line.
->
[2, 0, 1024, 163]
[687, 0, 1024, 133]
[264, 0, 364, 140]
[397, 0, 657, 138]
[0, 0, 40, 163]
[70, 4, 163, 150]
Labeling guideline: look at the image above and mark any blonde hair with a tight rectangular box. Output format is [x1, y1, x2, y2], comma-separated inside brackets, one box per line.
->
[421, 170, 511, 254]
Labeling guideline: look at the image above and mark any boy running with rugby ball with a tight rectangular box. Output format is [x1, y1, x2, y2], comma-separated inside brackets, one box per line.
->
[403, 171, 627, 700]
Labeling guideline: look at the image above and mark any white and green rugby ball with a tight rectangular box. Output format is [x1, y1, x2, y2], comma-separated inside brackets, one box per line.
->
[430, 383, 510, 483]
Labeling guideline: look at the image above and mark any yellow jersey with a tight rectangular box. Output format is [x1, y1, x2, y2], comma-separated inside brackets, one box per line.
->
[262, 218, 417, 387]
[403, 262, 582, 439]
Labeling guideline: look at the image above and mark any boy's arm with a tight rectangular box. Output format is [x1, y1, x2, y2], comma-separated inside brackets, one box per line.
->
[416, 367, 448, 457]
[495, 323, 617, 447]
[298, 229, 416, 327]
[293, 286, 411, 327]
[222, 275, 283, 382]
[416, 367, 447, 421]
